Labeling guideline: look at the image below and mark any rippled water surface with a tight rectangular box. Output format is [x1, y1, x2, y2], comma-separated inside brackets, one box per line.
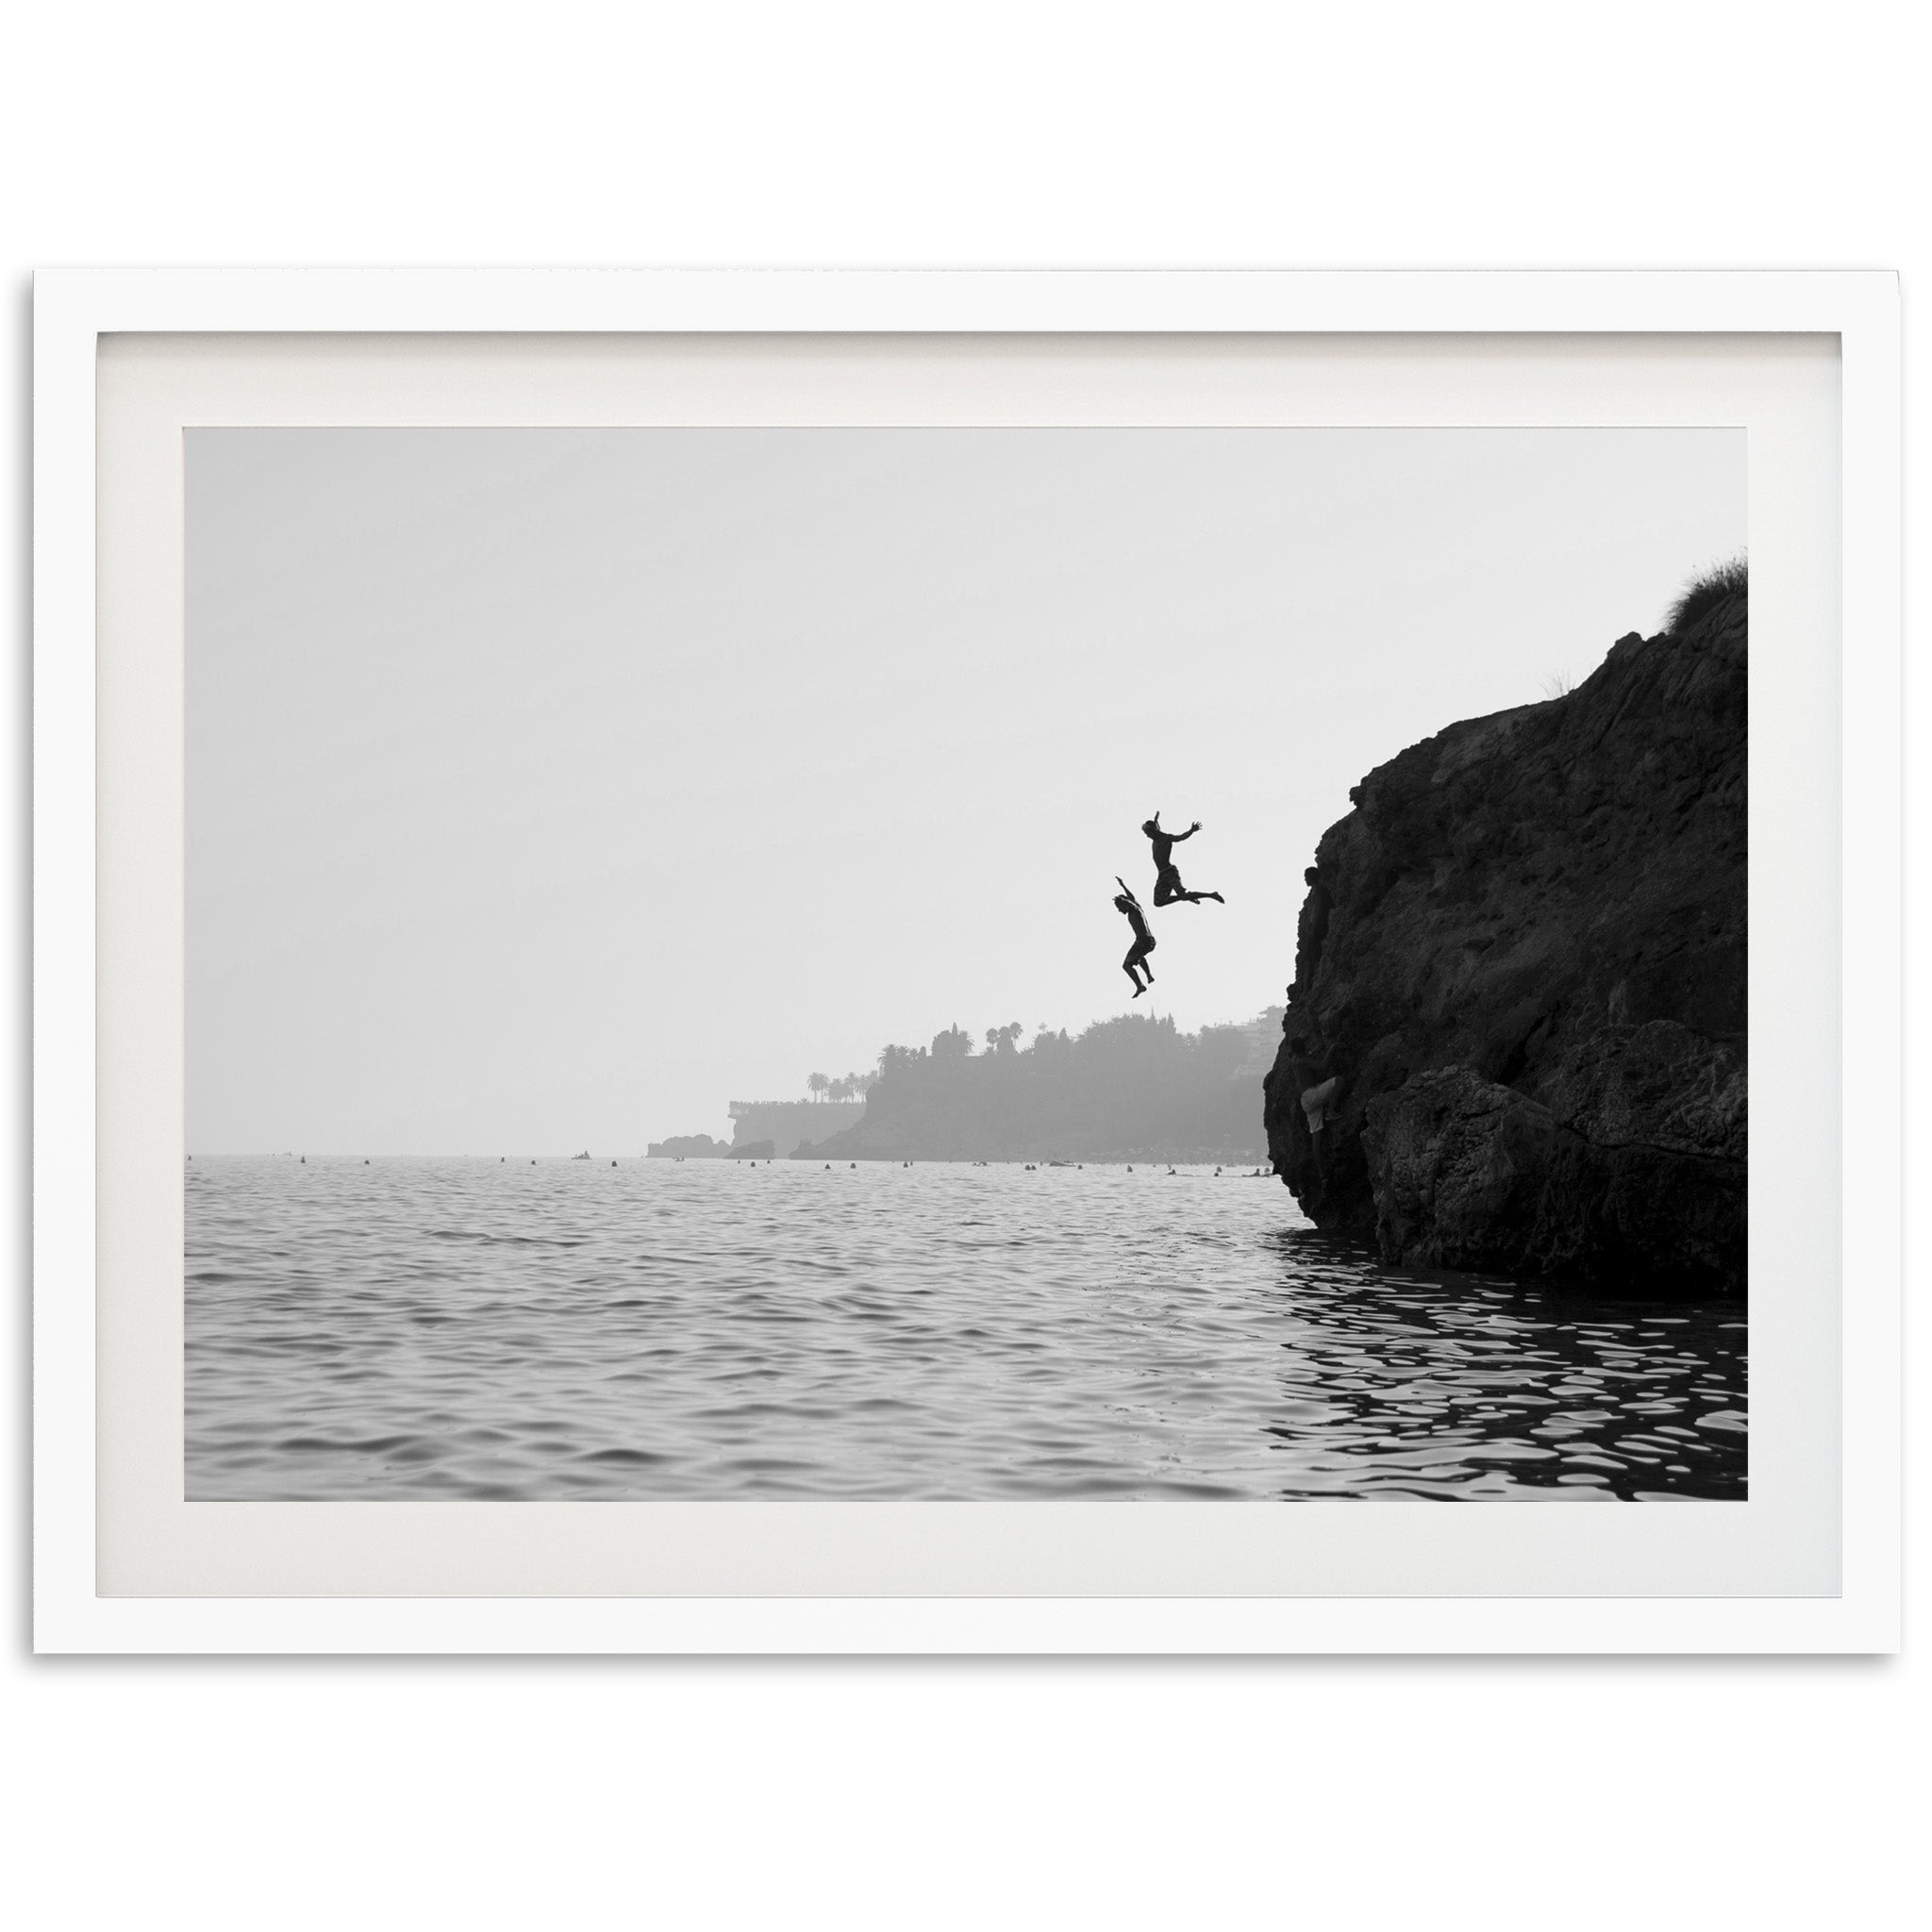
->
[187, 1158, 1747, 1500]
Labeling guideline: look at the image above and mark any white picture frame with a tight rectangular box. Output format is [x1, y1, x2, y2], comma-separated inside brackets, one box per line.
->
[33, 269, 1901, 1653]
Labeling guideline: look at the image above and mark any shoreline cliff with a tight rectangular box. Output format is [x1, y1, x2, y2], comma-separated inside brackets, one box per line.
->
[1264, 580, 1746, 1296]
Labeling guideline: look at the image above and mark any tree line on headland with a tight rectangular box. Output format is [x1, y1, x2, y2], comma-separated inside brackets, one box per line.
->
[803, 1022, 1027, 1106]
[795, 1010, 1275, 1162]
[806, 1070, 874, 1104]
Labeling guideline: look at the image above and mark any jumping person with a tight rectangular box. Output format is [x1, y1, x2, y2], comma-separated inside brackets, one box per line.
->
[1114, 876, 1157, 996]
[1142, 811, 1224, 907]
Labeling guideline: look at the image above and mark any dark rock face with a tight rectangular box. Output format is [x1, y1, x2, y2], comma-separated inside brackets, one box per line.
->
[1264, 588, 1746, 1295]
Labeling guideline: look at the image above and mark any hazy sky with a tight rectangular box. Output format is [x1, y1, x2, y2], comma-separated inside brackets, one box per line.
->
[187, 426, 1744, 1153]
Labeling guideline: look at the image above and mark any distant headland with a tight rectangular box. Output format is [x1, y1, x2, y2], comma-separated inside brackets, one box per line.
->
[644, 1132, 773, 1160]
[651, 1010, 1282, 1164]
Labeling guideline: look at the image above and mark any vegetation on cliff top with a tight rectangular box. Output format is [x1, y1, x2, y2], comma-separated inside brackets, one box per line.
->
[1667, 552, 1747, 635]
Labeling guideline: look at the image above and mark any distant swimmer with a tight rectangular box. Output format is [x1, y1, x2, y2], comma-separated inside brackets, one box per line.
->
[1142, 811, 1224, 907]
[1114, 876, 1157, 996]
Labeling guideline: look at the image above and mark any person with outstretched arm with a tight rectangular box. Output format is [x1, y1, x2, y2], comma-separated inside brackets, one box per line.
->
[1142, 810, 1224, 907]
[1114, 877, 1157, 996]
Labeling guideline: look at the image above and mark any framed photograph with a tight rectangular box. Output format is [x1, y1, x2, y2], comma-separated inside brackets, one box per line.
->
[34, 270, 1899, 1652]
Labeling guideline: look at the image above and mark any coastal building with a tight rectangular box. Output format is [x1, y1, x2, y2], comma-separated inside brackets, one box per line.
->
[725, 1098, 868, 1158]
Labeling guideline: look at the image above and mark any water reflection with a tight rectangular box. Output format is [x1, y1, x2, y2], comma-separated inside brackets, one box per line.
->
[186, 1158, 1745, 1501]
[1254, 1230, 1746, 1500]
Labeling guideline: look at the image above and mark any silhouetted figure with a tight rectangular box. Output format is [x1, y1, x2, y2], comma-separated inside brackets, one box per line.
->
[1294, 865, 1334, 988]
[1114, 876, 1157, 995]
[1142, 812, 1224, 906]
[1286, 1034, 1343, 1176]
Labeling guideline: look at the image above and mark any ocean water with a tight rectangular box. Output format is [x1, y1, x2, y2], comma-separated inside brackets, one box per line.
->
[186, 1157, 1747, 1501]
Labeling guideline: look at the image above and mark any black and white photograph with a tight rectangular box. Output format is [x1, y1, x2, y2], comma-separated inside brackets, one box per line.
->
[186, 425, 1748, 1503]
[11, 6, 1922, 1924]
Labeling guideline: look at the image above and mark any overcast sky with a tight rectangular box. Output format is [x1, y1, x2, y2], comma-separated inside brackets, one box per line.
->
[187, 426, 1744, 1153]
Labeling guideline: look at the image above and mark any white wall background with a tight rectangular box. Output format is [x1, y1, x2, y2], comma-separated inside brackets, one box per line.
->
[6, 5, 1923, 1928]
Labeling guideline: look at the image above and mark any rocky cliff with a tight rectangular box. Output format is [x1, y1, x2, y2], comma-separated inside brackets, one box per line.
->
[1263, 583, 1746, 1295]
[647, 1133, 758, 1158]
